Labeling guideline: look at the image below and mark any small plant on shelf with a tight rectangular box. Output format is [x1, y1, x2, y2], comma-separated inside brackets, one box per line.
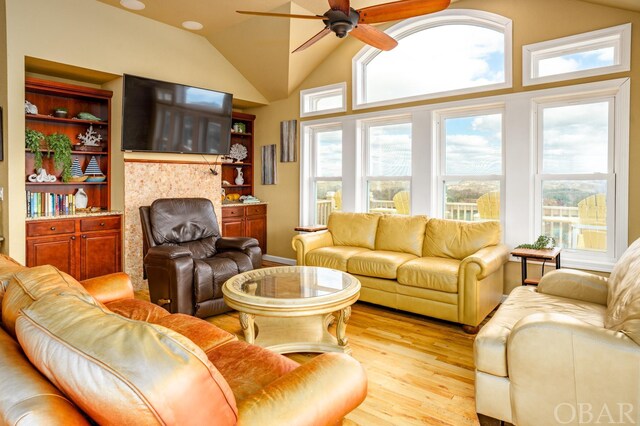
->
[25, 128, 45, 170]
[45, 133, 73, 182]
[515, 235, 556, 250]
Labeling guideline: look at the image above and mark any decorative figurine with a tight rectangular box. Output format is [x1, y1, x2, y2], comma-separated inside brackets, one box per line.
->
[77, 125, 103, 146]
[229, 143, 248, 162]
[235, 167, 244, 185]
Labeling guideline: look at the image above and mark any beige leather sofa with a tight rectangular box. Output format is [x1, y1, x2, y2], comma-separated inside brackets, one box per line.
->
[292, 212, 509, 332]
[475, 237, 640, 425]
[0, 254, 367, 425]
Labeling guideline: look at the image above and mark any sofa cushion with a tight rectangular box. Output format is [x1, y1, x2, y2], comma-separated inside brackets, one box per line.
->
[604, 237, 640, 344]
[105, 298, 171, 322]
[397, 257, 460, 293]
[0, 325, 89, 425]
[375, 215, 428, 257]
[16, 292, 238, 425]
[475, 286, 606, 377]
[154, 313, 237, 355]
[306, 246, 371, 271]
[2, 265, 90, 337]
[208, 340, 299, 402]
[423, 219, 501, 260]
[348, 251, 417, 279]
[328, 212, 380, 249]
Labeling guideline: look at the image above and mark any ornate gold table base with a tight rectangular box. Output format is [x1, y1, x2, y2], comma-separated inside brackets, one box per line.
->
[239, 306, 352, 354]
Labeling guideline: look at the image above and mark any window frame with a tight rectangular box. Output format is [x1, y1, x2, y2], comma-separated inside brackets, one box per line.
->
[533, 95, 616, 262]
[361, 116, 413, 214]
[300, 82, 347, 117]
[299, 78, 629, 271]
[435, 106, 506, 224]
[523, 23, 631, 86]
[352, 9, 513, 110]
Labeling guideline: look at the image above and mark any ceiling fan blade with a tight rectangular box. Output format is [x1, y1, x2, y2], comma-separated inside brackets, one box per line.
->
[350, 24, 398, 51]
[328, 0, 351, 15]
[358, 0, 450, 24]
[237, 11, 325, 20]
[292, 27, 332, 53]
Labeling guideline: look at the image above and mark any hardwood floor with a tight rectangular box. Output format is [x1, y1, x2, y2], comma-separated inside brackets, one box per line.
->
[208, 301, 481, 425]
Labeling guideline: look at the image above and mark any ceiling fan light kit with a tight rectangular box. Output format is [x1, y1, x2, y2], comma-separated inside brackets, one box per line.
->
[238, 0, 451, 52]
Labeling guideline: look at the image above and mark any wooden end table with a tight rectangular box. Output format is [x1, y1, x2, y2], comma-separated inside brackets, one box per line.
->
[223, 266, 360, 354]
[510, 247, 562, 286]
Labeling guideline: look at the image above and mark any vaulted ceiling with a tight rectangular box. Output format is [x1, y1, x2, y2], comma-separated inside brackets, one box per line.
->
[96, 0, 639, 103]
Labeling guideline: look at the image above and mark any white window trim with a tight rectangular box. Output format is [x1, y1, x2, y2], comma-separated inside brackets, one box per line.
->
[300, 82, 347, 117]
[435, 106, 505, 226]
[523, 23, 631, 86]
[352, 9, 513, 110]
[300, 78, 629, 271]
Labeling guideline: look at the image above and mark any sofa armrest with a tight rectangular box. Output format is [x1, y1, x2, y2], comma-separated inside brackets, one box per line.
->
[507, 313, 640, 424]
[237, 352, 367, 426]
[291, 231, 334, 266]
[80, 273, 134, 304]
[216, 237, 259, 251]
[461, 244, 510, 280]
[537, 269, 608, 305]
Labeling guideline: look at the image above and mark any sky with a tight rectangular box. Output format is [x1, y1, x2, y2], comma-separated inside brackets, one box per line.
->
[538, 47, 614, 77]
[445, 113, 502, 176]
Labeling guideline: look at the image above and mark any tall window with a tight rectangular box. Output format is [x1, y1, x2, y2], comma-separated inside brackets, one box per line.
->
[364, 119, 412, 215]
[438, 110, 503, 221]
[536, 98, 614, 255]
[311, 126, 343, 225]
[353, 10, 512, 108]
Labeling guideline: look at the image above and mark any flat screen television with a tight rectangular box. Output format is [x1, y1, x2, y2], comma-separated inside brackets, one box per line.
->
[121, 74, 233, 155]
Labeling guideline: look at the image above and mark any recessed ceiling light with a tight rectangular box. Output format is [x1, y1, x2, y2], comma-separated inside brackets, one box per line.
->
[182, 21, 204, 31]
[120, 0, 145, 10]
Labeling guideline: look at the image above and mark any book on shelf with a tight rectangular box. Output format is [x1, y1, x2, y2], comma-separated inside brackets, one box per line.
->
[26, 191, 76, 218]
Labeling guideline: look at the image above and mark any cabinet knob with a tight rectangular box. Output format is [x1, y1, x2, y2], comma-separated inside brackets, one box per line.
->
[100, 222, 105, 226]
[50, 226, 56, 231]
[71, 236, 76, 240]
[81, 235, 87, 239]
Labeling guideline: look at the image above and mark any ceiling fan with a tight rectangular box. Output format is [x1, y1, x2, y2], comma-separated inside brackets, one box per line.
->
[237, 0, 451, 53]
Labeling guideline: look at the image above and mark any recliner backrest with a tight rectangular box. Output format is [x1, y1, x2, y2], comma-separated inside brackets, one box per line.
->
[149, 198, 220, 259]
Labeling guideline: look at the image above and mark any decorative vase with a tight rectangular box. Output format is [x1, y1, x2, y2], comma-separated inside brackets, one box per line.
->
[75, 188, 88, 209]
[235, 167, 244, 185]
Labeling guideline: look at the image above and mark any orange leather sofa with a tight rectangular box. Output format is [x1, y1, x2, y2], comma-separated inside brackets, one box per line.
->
[0, 254, 367, 425]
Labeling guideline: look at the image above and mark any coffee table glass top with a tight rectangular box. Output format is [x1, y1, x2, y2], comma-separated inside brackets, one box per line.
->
[228, 267, 357, 300]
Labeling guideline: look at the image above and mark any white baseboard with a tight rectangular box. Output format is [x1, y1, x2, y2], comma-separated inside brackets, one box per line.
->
[263, 254, 296, 265]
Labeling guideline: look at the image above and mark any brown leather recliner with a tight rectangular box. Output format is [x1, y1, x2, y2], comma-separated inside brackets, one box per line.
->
[140, 198, 261, 318]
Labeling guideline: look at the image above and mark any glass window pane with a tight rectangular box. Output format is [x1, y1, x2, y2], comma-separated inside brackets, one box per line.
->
[444, 181, 500, 221]
[445, 113, 502, 175]
[542, 102, 609, 174]
[365, 25, 505, 104]
[538, 47, 615, 77]
[315, 181, 342, 225]
[367, 181, 410, 215]
[315, 130, 342, 177]
[541, 180, 607, 251]
[313, 94, 342, 111]
[368, 123, 411, 176]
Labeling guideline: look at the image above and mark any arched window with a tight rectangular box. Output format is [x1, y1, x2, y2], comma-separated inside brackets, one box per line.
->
[353, 10, 512, 108]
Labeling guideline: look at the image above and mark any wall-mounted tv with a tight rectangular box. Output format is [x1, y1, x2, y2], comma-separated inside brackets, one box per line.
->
[121, 74, 233, 155]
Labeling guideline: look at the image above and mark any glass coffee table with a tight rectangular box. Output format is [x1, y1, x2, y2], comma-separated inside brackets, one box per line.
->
[222, 266, 361, 354]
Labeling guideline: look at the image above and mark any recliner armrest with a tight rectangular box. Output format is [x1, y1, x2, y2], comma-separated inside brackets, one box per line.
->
[538, 269, 608, 305]
[146, 245, 192, 260]
[237, 352, 367, 425]
[216, 237, 259, 251]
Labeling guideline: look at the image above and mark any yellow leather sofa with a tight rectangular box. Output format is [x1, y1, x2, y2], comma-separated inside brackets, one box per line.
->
[474, 237, 640, 425]
[292, 212, 509, 332]
[0, 254, 367, 425]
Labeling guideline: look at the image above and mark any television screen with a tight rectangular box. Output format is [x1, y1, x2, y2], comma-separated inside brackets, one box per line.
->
[121, 74, 233, 155]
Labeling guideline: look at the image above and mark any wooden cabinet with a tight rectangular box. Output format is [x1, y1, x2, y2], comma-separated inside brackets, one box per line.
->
[221, 204, 267, 253]
[26, 215, 122, 280]
[25, 77, 112, 215]
[222, 112, 255, 199]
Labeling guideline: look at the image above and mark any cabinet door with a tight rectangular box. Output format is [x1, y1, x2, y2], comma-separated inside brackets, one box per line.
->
[26, 235, 78, 276]
[245, 215, 267, 253]
[222, 218, 245, 237]
[79, 231, 121, 280]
